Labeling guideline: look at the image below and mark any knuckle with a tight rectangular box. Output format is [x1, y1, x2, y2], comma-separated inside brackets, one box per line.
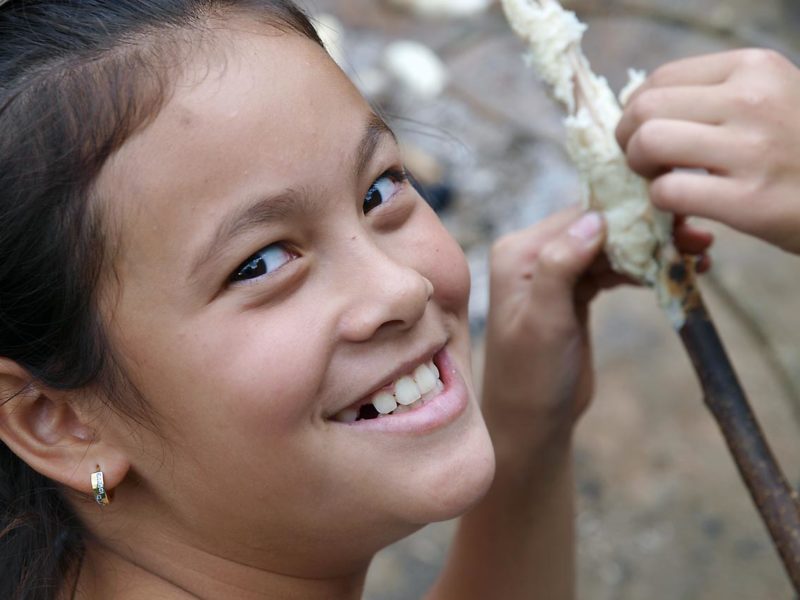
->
[743, 131, 772, 158]
[731, 86, 770, 111]
[738, 48, 787, 71]
[729, 74, 786, 114]
[537, 240, 571, 271]
[491, 232, 537, 267]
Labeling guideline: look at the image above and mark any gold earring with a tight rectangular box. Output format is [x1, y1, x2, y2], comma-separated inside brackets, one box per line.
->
[91, 468, 110, 506]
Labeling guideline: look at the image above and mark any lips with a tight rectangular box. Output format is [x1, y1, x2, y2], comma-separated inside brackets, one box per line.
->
[332, 358, 444, 423]
[328, 342, 444, 420]
[328, 347, 470, 434]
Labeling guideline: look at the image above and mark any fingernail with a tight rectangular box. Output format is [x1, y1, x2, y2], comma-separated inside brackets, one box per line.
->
[568, 212, 603, 243]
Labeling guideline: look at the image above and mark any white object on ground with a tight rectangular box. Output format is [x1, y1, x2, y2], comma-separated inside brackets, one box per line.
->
[502, 0, 674, 290]
[383, 41, 449, 99]
[387, 0, 494, 19]
[352, 67, 391, 100]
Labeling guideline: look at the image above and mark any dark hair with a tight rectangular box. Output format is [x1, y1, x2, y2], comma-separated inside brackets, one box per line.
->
[0, 2, 322, 598]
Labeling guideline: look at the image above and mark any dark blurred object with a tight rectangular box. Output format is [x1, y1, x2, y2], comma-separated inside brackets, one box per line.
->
[410, 172, 455, 213]
[783, 0, 800, 26]
[401, 142, 454, 213]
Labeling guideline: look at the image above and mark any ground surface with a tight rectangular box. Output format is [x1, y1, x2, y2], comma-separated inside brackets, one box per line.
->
[300, 1, 800, 597]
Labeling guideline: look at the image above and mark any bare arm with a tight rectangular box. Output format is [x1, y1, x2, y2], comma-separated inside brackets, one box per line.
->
[427, 208, 603, 600]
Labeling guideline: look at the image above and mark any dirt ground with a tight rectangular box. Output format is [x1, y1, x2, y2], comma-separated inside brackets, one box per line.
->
[299, 1, 800, 597]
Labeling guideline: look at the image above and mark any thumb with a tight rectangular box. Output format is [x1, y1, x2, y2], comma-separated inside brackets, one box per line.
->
[529, 212, 606, 310]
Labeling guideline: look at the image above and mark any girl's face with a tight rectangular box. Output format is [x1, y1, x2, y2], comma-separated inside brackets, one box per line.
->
[92, 28, 494, 573]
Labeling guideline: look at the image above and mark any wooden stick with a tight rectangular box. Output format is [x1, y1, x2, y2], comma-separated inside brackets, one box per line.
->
[669, 260, 800, 591]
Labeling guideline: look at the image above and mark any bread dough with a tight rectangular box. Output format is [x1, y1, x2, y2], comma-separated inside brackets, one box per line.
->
[502, 0, 673, 287]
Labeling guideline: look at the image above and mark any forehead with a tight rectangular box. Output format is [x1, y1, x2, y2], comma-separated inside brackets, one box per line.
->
[105, 27, 364, 189]
[95, 28, 370, 278]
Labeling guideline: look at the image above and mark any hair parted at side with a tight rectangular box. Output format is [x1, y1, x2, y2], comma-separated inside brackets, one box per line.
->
[0, 2, 322, 599]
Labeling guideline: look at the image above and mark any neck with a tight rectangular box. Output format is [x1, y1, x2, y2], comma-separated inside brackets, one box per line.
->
[71, 537, 369, 600]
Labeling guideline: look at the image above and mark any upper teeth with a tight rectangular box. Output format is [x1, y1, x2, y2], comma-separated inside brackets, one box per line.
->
[334, 360, 443, 422]
[373, 391, 397, 415]
[394, 376, 421, 406]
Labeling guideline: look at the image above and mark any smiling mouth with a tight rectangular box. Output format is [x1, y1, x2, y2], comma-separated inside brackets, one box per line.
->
[332, 358, 444, 423]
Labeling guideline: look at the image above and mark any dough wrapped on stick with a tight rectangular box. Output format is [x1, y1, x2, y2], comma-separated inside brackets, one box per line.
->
[503, 0, 673, 290]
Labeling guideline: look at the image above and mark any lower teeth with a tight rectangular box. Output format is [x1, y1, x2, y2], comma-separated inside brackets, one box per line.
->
[392, 402, 417, 415]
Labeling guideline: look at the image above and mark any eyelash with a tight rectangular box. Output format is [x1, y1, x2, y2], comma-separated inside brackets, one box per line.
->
[229, 243, 297, 285]
[363, 168, 408, 215]
[228, 168, 409, 285]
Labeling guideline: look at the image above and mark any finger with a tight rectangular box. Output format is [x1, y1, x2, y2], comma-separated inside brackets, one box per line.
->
[626, 120, 732, 179]
[648, 171, 744, 227]
[491, 205, 587, 286]
[673, 214, 688, 231]
[575, 270, 637, 307]
[529, 212, 606, 309]
[696, 254, 712, 273]
[674, 215, 715, 237]
[617, 86, 725, 151]
[627, 51, 740, 106]
[674, 222, 715, 254]
[520, 204, 584, 245]
[497, 205, 586, 268]
[587, 253, 612, 276]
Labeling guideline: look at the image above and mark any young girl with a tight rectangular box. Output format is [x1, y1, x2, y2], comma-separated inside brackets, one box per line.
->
[0, 1, 720, 599]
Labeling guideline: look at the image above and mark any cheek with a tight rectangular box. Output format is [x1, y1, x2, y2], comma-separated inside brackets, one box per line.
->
[200, 311, 329, 432]
[120, 305, 329, 445]
[417, 212, 471, 313]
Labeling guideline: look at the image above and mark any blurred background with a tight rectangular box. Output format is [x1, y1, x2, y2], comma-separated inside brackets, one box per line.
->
[299, 1, 800, 597]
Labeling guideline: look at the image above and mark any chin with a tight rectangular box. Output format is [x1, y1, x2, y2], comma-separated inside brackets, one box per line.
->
[399, 412, 496, 525]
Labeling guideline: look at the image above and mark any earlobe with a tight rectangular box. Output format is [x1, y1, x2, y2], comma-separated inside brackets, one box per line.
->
[0, 360, 130, 502]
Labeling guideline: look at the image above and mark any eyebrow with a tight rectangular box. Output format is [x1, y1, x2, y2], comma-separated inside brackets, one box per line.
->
[189, 113, 396, 281]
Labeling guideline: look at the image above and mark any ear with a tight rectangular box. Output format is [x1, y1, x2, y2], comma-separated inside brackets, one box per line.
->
[0, 359, 130, 501]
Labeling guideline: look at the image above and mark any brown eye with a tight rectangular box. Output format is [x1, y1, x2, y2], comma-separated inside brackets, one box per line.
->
[230, 243, 294, 283]
[363, 170, 406, 214]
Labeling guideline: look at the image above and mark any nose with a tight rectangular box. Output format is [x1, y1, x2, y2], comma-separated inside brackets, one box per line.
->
[336, 240, 434, 343]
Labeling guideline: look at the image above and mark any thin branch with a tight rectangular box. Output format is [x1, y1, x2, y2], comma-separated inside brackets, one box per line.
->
[676, 275, 800, 588]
